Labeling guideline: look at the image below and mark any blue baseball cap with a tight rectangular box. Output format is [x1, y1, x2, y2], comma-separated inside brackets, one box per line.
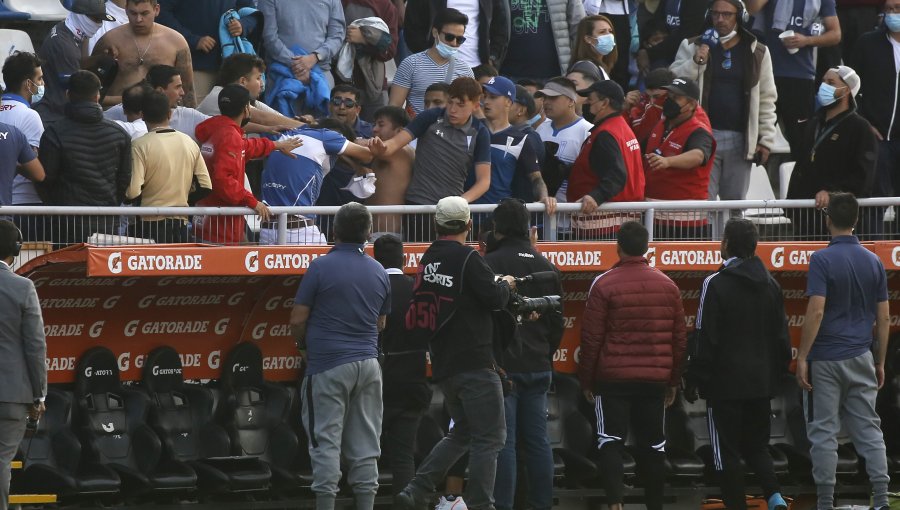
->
[482, 76, 516, 102]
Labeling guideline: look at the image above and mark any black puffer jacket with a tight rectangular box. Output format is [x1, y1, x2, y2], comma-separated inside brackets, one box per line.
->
[38, 102, 132, 206]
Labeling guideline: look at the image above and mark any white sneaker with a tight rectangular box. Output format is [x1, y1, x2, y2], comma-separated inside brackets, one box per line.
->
[434, 495, 467, 510]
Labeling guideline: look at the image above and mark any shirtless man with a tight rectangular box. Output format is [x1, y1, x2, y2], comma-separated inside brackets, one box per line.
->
[367, 106, 414, 236]
[92, 0, 195, 107]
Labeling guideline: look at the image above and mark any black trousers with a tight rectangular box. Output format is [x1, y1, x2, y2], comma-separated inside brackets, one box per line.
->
[593, 388, 666, 510]
[133, 219, 189, 244]
[707, 398, 781, 510]
[774, 77, 815, 160]
[382, 405, 425, 495]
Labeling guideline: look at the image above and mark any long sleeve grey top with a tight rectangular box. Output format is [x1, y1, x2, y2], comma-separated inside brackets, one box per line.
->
[258, 0, 346, 71]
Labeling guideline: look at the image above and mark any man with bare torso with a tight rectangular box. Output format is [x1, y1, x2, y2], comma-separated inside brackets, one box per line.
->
[368, 106, 414, 237]
[92, 0, 195, 107]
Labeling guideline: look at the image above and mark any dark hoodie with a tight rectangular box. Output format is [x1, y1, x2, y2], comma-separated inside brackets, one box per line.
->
[39, 102, 132, 206]
[687, 256, 791, 401]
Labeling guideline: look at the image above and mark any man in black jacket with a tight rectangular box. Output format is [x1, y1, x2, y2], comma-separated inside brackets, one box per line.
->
[852, 5, 900, 232]
[786, 65, 878, 239]
[374, 234, 432, 496]
[404, 0, 510, 69]
[686, 218, 791, 510]
[484, 198, 564, 510]
[396, 196, 515, 510]
[38, 70, 131, 245]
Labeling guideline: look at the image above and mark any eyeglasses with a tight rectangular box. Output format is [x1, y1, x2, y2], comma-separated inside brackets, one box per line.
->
[885, 6, 900, 14]
[441, 32, 467, 45]
[330, 97, 358, 108]
[722, 49, 732, 70]
[710, 10, 737, 19]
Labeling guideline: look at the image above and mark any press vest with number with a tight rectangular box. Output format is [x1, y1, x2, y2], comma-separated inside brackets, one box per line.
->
[643, 115, 716, 201]
[406, 244, 475, 346]
[568, 115, 645, 203]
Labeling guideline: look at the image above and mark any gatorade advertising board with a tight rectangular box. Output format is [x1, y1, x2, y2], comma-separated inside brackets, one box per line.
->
[20, 242, 900, 383]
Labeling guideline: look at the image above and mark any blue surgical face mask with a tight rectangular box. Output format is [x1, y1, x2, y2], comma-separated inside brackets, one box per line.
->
[593, 34, 616, 56]
[527, 113, 542, 126]
[816, 82, 845, 108]
[886, 13, 900, 33]
[435, 40, 459, 59]
[28, 80, 44, 104]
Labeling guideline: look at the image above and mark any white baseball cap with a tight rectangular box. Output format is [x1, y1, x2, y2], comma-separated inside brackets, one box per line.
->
[435, 196, 470, 227]
[832, 65, 861, 97]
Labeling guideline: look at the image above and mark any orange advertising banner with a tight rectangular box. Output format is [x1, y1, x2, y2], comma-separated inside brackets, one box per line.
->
[22, 242, 900, 383]
[84, 242, 860, 277]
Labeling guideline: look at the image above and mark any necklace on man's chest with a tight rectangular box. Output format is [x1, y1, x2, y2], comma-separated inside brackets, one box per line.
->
[132, 28, 154, 65]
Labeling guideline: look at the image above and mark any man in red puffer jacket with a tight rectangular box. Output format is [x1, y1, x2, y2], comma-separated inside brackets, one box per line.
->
[577, 220, 686, 510]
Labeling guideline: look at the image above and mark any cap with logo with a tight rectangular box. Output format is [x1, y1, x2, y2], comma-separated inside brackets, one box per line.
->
[435, 196, 470, 227]
[218, 84, 252, 117]
[534, 81, 577, 101]
[831, 65, 861, 97]
[482, 76, 516, 101]
[662, 77, 701, 101]
[64, 0, 116, 21]
[577, 80, 625, 103]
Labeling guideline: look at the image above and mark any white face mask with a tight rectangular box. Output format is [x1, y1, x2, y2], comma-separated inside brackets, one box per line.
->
[719, 30, 738, 43]
[341, 172, 377, 199]
[65, 13, 102, 41]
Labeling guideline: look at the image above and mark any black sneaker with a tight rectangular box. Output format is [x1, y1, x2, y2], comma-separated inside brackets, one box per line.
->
[394, 489, 424, 510]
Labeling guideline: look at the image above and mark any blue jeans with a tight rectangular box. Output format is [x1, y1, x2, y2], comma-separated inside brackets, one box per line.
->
[406, 369, 506, 510]
[494, 371, 553, 510]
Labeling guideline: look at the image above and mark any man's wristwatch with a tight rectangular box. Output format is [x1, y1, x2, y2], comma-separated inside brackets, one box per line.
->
[314, 52, 323, 63]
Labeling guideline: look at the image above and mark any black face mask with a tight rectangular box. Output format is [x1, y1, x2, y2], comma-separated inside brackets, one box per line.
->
[663, 97, 684, 119]
[581, 103, 595, 123]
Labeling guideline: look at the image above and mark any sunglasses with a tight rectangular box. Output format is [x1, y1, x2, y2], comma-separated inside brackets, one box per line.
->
[330, 97, 358, 108]
[441, 32, 467, 45]
[722, 49, 732, 70]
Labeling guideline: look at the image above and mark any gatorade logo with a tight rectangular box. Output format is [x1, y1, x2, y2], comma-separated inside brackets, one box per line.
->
[645, 247, 657, 267]
[771, 246, 785, 268]
[108, 252, 123, 274]
[892, 246, 900, 267]
[245, 250, 260, 273]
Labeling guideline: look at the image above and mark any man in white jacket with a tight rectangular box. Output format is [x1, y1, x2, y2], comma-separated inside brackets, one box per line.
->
[670, 0, 777, 237]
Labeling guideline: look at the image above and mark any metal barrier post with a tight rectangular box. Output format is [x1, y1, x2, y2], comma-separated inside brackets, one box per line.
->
[645, 208, 655, 241]
[277, 213, 288, 245]
[546, 209, 558, 242]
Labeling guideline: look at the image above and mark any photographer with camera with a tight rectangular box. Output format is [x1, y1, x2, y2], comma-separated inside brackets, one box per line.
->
[484, 198, 564, 510]
[396, 196, 515, 510]
[577, 221, 686, 510]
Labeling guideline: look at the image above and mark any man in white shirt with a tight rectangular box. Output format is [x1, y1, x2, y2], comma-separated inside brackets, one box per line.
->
[88, 0, 127, 54]
[0, 52, 47, 240]
[113, 82, 150, 140]
[534, 77, 593, 203]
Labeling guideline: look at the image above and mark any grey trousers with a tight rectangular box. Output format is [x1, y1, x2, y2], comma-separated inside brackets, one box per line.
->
[803, 351, 890, 509]
[301, 358, 383, 510]
[709, 130, 752, 239]
[0, 403, 27, 510]
[406, 368, 506, 510]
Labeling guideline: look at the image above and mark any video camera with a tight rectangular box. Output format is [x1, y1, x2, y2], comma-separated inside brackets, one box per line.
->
[498, 271, 563, 321]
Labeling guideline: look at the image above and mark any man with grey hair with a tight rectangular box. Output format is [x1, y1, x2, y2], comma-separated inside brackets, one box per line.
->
[290, 202, 391, 510]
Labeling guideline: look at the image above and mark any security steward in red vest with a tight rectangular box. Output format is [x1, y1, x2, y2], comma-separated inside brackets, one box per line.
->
[638, 77, 716, 239]
[567, 80, 646, 239]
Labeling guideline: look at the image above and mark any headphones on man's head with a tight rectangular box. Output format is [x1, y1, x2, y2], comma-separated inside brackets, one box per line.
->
[3, 225, 22, 259]
[705, 0, 750, 26]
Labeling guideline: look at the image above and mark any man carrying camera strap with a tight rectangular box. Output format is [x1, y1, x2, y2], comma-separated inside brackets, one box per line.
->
[577, 221, 687, 510]
[396, 197, 516, 510]
[484, 199, 565, 510]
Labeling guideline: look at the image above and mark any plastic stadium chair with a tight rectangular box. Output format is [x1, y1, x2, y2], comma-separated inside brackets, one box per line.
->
[778, 162, 795, 200]
[0, 6, 29, 22]
[4, 0, 66, 21]
[745, 164, 791, 226]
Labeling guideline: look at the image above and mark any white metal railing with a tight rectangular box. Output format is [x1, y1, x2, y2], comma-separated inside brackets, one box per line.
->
[2, 198, 899, 246]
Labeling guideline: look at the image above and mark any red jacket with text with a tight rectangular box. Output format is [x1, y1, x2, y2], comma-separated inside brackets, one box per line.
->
[195, 115, 275, 244]
[577, 256, 687, 390]
[641, 113, 716, 201]
[568, 114, 645, 203]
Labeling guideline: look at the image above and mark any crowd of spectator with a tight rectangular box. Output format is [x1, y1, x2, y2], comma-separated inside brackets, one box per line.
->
[0, 0, 894, 244]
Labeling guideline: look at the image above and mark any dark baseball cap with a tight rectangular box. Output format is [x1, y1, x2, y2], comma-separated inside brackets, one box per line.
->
[577, 80, 625, 103]
[568, 60, 603, 82]
[482, 76, 516, 101]
[218, 84, 251, 117]
[513, 85, 537, 117]
[662, 77, 700, 101]
[65, 0, 116, 21]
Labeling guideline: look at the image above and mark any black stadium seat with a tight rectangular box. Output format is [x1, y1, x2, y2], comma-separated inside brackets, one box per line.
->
[220, 343, 306, 491]
[74, 347, 197, 496]
[14, 388, 120, 499]
[142, 346, 272, 494]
